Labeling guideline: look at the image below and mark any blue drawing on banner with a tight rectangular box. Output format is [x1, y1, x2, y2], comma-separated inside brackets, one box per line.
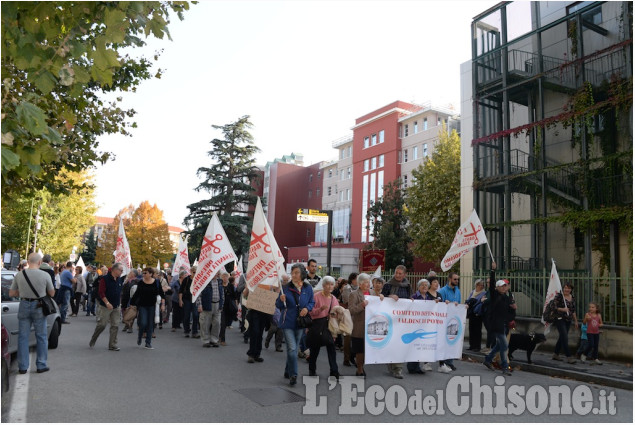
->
[366, 313, 392, 348]
[401, 329, 437, 344]
[445, 316, 462, 345]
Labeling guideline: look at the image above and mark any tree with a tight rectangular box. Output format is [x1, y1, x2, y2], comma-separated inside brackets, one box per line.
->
[366, 179, 413, 270]
[184, 116, 262, 260]
[81, 227, 97, 265]
[0, 171, 97, 260]
[94, 202, 173, 267]
[1, 2, 191, 197]
[405, 124, 461, 265]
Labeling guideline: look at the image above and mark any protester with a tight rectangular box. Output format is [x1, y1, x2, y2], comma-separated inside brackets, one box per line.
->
[179, 269, 199, 338]
[276, 263, 315, 386]
[131, 267, 163, 349]
[582, 302, 603, 364]
[121, 269, 139, 333]
[412, 279, 429, 300]
[71, 266, 86, 316]
[552, 283, 578, 364]
[438, 271, 461, 373]
[162, 268, 173, 325]
[306, 276, 339, 379]
[197, 273, 224, 348]
[242, 283, 276, 363]
[85, 265, 98, 316]
[483, 262, 516, 376]
[39, 254, 55, 283]
[371, 277, 385, 297]
[171, 271, 185, 331]
[57, 262, 76, 324]
[426, 276, 441, 302]
[154, 268, 169, 330]
[305, 259, 322, 288]
[9, 253, 55, 374]
[340, 272, 358, 367]
[219, 272, 237, 345]
[349, 273, 375, 377]
[467, 279, 486, 351]
[381, 265, 411, 379]
[89, 263, 125, 351]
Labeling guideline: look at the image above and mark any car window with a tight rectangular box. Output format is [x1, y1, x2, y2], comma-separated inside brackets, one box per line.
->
[1, 273, 18, 302]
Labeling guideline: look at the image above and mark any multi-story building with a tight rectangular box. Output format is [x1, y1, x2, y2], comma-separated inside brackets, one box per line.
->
[90, 216, 185, 253]
[461, 2, 632, 316]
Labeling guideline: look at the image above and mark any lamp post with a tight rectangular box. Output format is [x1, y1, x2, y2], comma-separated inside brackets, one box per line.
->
[32, 205, 42, 253]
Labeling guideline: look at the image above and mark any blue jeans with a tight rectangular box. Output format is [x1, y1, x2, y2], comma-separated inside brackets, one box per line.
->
[554, 319, 571, 357]
[587, 333, 600, 359]
[18, 300, 48, 371]
[485, 330, 509, 370]
[283, 328, 304, 378]
[86, 295, 95, 315]
[59, 286, 72, 322]
[137, 306, 155, 346]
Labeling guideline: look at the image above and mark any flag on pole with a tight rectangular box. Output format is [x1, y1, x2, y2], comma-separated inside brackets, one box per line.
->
[234, 256, 243, 279]
[172, 235, 191, 277]
[541, 259, 566, 335]
[157, 259, 160, 270]
[37, 248, 43, 256]
[246, 198, 285, 291]
[373, 266, 382, 278]
[192, 259, 198, 268]
[441, 210, 489, 272]
[76, 256, 86, 271]
[190, 213, 237, 302]
[114, 218, 132, 275]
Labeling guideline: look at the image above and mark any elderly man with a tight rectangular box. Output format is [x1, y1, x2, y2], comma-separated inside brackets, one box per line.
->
[381, 265, 413, 378]
[58, 261, 76, 324]
[89, 263, 125, 351]
[9, 253, 55, 374]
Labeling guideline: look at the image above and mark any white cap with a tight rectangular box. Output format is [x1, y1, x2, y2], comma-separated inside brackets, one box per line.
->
[496, 280, 508, 287]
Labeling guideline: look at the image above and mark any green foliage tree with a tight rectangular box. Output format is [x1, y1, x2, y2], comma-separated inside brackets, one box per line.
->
[184, 116, 262, 260]
[366, 179, 413, 270]
[95, 205, 134, 266]
[405, 124, 461, 266]
[1, 171, 97, 260]
[1, 1, 191, 196]
[81, 227, 98, 265]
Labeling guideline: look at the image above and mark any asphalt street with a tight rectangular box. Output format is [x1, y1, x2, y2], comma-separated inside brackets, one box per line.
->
[2, 313, 632, 422]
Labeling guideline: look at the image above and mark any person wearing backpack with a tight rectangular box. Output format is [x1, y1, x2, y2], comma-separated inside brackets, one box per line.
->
[467, 279, 486, 351]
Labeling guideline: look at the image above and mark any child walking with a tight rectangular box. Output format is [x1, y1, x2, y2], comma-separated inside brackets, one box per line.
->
[582, 302, 603, 364]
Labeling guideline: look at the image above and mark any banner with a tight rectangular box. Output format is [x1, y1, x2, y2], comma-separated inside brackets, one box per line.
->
[172, 235, 191, 277]
[114, 218, 132, 275]
[441, 209, 488, 271]
[360, 249, 385, 272]
[541, 259, 566, 335]
[246, 198, 285, 291]
[190, 213, 237, 302]
[364, 296, 466, 364]
[244, 286, 278, 315]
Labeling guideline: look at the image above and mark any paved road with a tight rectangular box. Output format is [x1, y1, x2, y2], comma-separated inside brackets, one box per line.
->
[2, 313, 632, 422]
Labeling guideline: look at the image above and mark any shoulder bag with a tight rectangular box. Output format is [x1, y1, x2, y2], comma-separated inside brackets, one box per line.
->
[306, 295, 334, 347]
[22, 270, 57, 316]
[292, 288, 312, 329]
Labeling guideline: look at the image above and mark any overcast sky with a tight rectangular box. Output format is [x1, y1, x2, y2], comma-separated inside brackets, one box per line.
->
[93, 0, 496, 228]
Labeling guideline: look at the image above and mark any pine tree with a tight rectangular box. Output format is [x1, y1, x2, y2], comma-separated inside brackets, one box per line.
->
[405, 124, 461, 265]
[366, 179, 413, 270]
[184, 116, 262, 260]
[81, 227, 98, 265]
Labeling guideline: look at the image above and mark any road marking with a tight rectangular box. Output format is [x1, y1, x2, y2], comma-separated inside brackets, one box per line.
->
[6, 352, 32, 423]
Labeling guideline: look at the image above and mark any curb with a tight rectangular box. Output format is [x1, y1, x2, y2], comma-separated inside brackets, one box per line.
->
[462, 350, 633, 391]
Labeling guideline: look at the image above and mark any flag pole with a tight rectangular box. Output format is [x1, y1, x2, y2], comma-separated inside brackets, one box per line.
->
[486, 241, 495, 263]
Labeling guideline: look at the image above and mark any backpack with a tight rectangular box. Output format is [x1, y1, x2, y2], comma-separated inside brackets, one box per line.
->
[542, 298, 559, 323]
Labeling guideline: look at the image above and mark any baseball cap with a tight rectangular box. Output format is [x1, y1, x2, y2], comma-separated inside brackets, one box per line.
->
[496, 280, 508, 287]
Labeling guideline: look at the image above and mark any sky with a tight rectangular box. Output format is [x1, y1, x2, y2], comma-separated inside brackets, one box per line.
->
[94, 0, 497, 228]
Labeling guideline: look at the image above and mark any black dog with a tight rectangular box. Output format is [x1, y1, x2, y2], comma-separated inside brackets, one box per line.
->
[508, 333, 547, 364]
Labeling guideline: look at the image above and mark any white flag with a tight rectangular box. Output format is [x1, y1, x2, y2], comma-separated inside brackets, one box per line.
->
[441, 210, 488, 272]
[246, 198, 285, 291]
[373, 266, 382, 278]
[172, 235, 191, 277]
[157, 259, 160, 270]
[76, 256, 86, 271]
[541, 259, 566, 335]
[234, 256, 243, 279]
[114, 218, 132, 275]
[190, 213, 237, 302]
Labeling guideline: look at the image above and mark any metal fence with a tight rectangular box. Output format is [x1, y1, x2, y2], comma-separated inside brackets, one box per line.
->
[365, 269, 633, 328]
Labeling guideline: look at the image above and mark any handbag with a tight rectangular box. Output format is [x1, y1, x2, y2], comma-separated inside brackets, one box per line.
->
[21, 270, 57, 316]
[292, 289, 312, 329]
[123, 305, 138, 328]
[307, 296, 334, 346]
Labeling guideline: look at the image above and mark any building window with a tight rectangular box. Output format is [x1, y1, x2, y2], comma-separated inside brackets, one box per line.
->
[317, 171, 321, 178]
[328, 168, 333, 178]
[328, 186, 332, 196]
[379, 154, 384, 168]
[404, 124, 409, 137]
[438, 116, 442, 126]
[364, 136, 369, 148]
[403, 175, 408, 188]
[309, 174, 313, 182]
[423, 118, 428, 131]
[340, 190, 345, 201]
[371, 157, 377, 170]
[423, 143, 428, 157]
[316, 188, 320, 197]
[347, 146, 352, 157]
[414, 121, 418, 134]
[340, 169, 345, 180]
[346, 189, 351, 201]
[309, 190, 312, 198]
[306, 228, 311, 238]
[404, 149, 408, 163]
[413, 146, 418, 161]
[379, 130, 384, 143]
[371, 134, 377, 146]
[340, 148, 345, 160]
[347, 167, 351, 179]
[364, 159, 369, 172]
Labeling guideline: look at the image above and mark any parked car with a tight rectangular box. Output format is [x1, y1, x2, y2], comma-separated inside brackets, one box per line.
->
[1, 270, 62, 356]
[2, 324, 9, 392]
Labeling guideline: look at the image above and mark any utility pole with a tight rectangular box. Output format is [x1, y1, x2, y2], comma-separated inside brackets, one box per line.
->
[33, 205, 42, 253]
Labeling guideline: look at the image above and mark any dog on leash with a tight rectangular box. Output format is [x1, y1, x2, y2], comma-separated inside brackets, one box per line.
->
[508, 332, 547, 364]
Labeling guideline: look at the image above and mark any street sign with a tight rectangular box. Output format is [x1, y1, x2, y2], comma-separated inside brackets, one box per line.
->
[296, 208, 329, 223]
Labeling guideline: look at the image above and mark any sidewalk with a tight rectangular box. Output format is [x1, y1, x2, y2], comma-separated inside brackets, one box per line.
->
[462, 341, 633, 390]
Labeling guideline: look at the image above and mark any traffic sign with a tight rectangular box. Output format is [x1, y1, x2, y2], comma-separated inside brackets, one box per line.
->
[297, 208, 329, 223]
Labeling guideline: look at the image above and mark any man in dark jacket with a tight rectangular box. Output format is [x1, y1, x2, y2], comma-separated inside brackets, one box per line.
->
[483, 262, 516, 375]
[89, 263, 125, 351]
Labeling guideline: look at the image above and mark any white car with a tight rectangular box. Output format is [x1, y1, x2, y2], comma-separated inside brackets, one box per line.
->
[1, 270, 62, 355]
